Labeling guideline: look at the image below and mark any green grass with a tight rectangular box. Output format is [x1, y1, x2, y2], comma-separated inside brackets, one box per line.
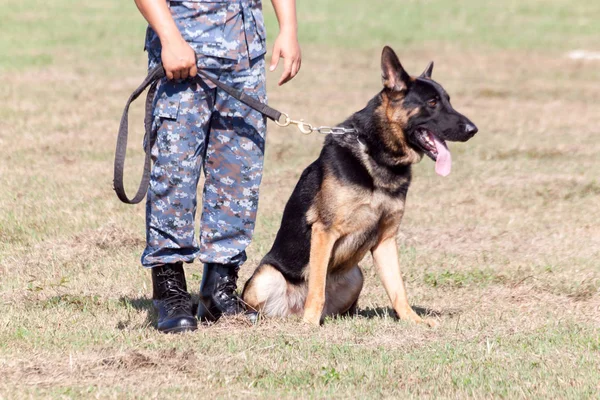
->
[2, 0, 600, 70]
[1, 0, 600, 398]
[0, 1, 144, 70]
[292, 0, 600, 51]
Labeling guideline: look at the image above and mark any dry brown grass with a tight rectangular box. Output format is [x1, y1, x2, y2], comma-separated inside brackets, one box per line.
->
[1, 43, 599, 398]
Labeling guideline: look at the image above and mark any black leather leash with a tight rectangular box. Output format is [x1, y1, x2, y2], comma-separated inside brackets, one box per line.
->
[113, 65, 283, 204]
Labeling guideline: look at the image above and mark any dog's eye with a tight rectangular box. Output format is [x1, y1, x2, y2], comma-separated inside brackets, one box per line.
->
[427, 98, 438, 107]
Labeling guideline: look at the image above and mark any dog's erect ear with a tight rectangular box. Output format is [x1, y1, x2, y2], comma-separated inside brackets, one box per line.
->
[420, 61, 434, 79]
[381, 46, 411, 92]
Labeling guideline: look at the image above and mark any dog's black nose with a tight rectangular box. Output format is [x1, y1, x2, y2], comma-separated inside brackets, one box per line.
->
[464, 123, 478, 136]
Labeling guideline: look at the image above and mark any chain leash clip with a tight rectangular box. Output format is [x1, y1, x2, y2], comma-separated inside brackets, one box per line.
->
[275, 112, 356, 135]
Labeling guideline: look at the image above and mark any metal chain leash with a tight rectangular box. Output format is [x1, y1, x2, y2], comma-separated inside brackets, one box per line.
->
[275, 112, 356, 135]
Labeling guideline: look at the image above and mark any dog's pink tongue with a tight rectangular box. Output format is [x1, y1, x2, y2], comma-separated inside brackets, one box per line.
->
[433, 138, 452, 177]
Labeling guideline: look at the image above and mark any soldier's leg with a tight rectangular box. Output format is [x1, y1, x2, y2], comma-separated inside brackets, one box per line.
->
[197, 56, 267, 321]
[142, 79, 215, 267]
[142, 78, 215, 332]
[200, 56, 267, 265]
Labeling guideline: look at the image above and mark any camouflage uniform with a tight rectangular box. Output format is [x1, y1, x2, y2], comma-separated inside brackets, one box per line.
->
[141, 0, 267, 268]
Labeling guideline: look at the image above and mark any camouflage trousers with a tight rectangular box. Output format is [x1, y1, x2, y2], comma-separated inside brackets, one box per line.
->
[141, 56, 267, 268]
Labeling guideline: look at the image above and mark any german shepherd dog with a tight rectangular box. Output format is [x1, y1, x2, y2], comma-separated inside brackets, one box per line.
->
[242, 46, 478, 326]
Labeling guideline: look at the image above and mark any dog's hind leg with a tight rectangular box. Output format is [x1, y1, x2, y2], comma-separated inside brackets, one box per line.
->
[342, 299, 359, 317]
[242, 264, 303, 318]
[324, 265, 364, 318]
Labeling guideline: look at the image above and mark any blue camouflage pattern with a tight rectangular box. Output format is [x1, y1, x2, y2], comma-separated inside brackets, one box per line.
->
[144, 0, 266, 68]
[141, 0, 267, 268]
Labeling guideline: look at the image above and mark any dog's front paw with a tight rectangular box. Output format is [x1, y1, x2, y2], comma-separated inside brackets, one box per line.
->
[302, 310, 322, 326]
[421, 318, 438, 328]
[303, 298, 324, 326]
[398, 308, 438, 328]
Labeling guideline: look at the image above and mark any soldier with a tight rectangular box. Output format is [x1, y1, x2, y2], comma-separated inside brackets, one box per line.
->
[133, 0, 301, 333]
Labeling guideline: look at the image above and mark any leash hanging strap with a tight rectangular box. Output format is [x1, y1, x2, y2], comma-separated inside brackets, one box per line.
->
[113, 65, 163, 204]
[113, 65, 283, 204]
[198, 69, 282, 122]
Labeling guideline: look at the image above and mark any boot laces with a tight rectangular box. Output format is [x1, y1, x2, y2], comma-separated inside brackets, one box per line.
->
[217, 271, 240, 305]
[157, 270, 191, 314]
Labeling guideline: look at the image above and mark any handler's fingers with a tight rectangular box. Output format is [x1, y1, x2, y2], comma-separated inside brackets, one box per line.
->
[278, 57, 293, 85]
[189, 64, 198, 78]
[290, 59, 300, 80]
[269, 45, 280, 72]
[166, 69, 174, 80]
[180, 68, 189, 80]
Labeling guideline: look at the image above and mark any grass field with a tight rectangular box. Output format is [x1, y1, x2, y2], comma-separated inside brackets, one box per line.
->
[1, 0, 600, 398]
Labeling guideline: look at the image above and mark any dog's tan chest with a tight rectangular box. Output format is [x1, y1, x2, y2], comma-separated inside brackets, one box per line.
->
[329, 189, 405, 270]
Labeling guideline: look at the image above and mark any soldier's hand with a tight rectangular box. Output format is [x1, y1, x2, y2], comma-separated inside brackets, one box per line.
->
[269, 31, 301, 86]
[161, 36, 198, 80]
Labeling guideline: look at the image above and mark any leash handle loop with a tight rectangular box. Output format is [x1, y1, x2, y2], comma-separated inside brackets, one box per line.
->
[113, 65, 165, 204]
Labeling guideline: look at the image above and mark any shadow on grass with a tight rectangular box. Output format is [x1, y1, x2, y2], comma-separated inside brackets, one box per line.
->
[118, 297, 156, 329]
[116, 298, 460, 329]
[357, 305, 460, 319]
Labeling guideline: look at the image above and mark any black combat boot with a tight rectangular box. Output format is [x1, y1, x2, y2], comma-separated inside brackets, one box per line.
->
[197, 263, 244, 322]
[152, 263, 197, 333]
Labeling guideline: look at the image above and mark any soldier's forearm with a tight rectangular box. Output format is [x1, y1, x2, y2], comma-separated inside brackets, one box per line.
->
[270, 0, 298, 35]
[134, 0, 184, 46]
